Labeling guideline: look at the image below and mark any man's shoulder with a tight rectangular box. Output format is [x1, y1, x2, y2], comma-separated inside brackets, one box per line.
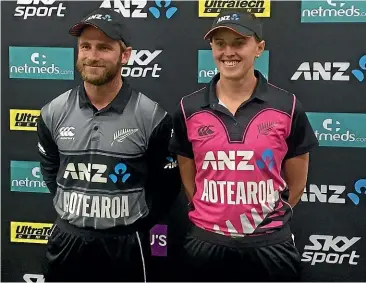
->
[133, 89, 167, 119]
[40, 85, 79, 115]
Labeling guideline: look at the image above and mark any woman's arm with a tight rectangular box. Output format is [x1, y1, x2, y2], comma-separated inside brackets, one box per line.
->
[177, 155, 196, 202]
[283, 153, 309, 207]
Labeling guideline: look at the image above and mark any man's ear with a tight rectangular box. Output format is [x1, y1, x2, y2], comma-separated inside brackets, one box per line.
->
[121, 47, 132, 65]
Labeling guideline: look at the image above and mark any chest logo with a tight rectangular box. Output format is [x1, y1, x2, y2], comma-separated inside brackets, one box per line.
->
[198, 125, 214, 137]
[257, 121, 277, 138]
[111, 128, 138, 146]
[59, 126, 75, 140]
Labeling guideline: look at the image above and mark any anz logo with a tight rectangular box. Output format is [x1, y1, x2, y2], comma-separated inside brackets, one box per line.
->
[109, 163, 131, 183]
[63, 162, 131, 184]
[201, 149, 275, 171]
[256, 149, 275, 171]
[164, 156, 177, 169]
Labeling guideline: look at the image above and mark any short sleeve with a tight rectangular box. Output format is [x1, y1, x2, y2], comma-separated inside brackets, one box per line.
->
[285, 98, 319, 159]
[169, 101, 194, 159]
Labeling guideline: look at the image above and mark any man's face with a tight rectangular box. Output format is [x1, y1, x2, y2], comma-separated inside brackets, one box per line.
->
[76, 26, 131, 86]
[211, 28, 265, 81]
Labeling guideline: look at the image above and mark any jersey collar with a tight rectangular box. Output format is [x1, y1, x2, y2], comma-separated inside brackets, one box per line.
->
[201, 70, 269, 109]
[78, 77, 133, 114]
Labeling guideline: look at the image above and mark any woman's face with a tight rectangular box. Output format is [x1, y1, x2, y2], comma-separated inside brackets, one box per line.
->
[211, 28, 265, 81]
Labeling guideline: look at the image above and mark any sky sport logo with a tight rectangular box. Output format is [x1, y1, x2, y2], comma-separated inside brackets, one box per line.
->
[9, 47, 74, 80]
[14, 0, 66, 19]
[122, 50, 162, 78]
[10, 222, 54, 244]
[197, 50, 269, 83]
[198, 0, 271, 18]
[306, 112, 366, 148]
[301, 235, 361, 266]
[301, 0, 366, 23]
[9, 109, 40, 132]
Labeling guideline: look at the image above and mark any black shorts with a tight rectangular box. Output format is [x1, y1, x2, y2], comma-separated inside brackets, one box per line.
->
[42, 218, 151, 282]
[180, 224, 302, 282]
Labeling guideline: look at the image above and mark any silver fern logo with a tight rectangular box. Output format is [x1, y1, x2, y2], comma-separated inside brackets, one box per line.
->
[111, 129, 138, 146]
[257, 122, 277, 138]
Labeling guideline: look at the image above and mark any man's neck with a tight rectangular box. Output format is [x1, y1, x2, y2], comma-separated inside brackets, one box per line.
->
[84, 75, 122, 110]
[217, 69, 258, 103]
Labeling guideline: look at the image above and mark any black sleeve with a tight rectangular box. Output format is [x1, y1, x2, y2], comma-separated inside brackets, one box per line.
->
[285, 98, 319, 159]
[168, 102, 194, 159]
[37, 114, 60, 195]
[144, 113, 182, 228]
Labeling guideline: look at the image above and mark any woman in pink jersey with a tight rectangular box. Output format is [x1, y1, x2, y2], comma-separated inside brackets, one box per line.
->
[169, 9, 319, 282]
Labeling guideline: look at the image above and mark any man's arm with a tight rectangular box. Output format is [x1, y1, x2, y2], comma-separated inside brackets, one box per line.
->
[169, 102, 196, 203]
[37, 113, 60, 196]
[283, 98, 319, 207]
[144, 112, 182, 227]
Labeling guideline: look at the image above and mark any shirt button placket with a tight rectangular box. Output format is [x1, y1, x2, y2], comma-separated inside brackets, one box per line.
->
[91, 114, 100, 142]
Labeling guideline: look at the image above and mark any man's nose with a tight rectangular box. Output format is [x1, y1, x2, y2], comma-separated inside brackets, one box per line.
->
[87, 47, 100, 60]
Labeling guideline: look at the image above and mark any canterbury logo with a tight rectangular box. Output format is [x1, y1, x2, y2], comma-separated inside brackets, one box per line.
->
[257, 122, 276, 137]
[198, 125, 214, 136]
[111, 129, 138, 146]
[59, 127, 75, 137]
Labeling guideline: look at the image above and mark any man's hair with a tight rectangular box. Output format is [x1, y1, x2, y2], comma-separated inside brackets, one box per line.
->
[118, 40, 128, 52]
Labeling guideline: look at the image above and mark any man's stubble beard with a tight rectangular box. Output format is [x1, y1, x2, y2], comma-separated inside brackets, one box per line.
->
[76, 56, 123, 86]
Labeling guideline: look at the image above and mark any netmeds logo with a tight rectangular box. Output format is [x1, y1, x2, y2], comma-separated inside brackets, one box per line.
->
[306, 112, 366, 148]
[11, 161, 49, 193]
[9, 47, 74, 80]
[301, 0, 366, 23]
[197, 50, 269, 83]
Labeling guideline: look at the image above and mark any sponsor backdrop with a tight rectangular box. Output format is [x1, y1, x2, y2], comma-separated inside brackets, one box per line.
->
[1, 0, 366, 282]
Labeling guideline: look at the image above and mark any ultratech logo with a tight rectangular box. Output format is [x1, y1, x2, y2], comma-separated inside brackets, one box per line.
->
[302, 235, 361, 266]
[122, 50, 162, 78]
[10, 222, 53, 244]
[291, 55, 366, 82]
[9, 109, 40, 131]
[198, 0, 271, 18]
[14, 0, 66, 20]
[301, 184, 346, 204]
